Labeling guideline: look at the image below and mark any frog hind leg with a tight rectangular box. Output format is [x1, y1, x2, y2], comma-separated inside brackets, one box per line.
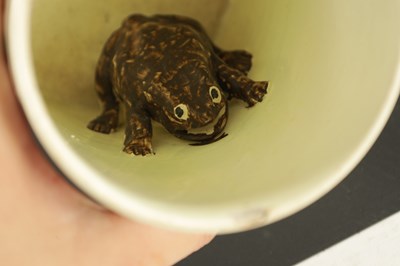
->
[215, 48, 253, 75]
[217, 62, 268, 107]
[87, 54, 120, 134]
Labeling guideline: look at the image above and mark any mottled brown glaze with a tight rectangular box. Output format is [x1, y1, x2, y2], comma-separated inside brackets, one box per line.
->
[87, 14, 268, 156]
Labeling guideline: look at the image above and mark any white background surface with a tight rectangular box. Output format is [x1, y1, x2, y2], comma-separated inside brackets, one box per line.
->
[297, 211, 400, 266]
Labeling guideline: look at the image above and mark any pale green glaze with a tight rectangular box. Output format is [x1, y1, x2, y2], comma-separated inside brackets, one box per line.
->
[9, 0, 400, 232]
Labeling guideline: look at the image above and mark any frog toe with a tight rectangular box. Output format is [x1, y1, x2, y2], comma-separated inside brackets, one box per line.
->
[87, 115, 118, 134]
[246, 81, 269, 107]
[123, 137, 154, 156]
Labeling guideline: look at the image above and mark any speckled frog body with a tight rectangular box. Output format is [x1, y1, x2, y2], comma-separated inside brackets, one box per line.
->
[88, 14, 268, 156]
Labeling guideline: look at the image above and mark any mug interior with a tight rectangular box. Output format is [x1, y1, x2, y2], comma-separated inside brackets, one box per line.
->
[9, 0, 400, 232]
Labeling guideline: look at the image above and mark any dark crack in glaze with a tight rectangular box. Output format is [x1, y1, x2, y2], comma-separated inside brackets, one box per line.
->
[87, 14, 268, 156]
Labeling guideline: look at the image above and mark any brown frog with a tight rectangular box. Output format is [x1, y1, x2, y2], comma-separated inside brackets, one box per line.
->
[87, 14, 268, 156]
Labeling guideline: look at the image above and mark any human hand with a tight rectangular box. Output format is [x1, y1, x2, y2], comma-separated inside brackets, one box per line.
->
[0, 6, 213, 266]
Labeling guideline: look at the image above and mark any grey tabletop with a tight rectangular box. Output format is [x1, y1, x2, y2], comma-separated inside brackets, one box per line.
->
[177, 97, 400, 266]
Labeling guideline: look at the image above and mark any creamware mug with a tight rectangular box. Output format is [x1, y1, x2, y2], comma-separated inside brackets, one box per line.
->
[6, 0, 400, 233]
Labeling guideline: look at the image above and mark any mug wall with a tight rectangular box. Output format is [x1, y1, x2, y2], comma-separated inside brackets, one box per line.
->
[28, 0, 400, 231]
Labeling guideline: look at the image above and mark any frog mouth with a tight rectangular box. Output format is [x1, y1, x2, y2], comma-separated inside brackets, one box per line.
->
[187, 106, 227, 136]
[174, 106, 228, 142]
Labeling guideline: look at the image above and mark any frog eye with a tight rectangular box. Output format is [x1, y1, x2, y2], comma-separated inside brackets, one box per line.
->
[174, 104, 189, 121]
[209, 86, 222, 103]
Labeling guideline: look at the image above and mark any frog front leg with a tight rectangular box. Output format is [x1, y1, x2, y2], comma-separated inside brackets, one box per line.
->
[217, 64, 269, 107]
[123, 106, 154, 156]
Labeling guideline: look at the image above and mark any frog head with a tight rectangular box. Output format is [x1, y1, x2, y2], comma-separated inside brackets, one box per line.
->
[170, 83, 228, 142]
[145, 65, 228, 143]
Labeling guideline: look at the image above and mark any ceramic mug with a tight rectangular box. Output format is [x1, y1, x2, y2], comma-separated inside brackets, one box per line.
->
[6, 0, 400, 233]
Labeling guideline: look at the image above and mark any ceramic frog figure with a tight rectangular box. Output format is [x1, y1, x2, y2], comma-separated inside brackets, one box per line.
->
[87, 14, 268, 156]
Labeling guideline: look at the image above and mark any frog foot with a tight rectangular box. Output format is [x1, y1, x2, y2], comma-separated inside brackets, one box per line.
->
[87, 112, 119, 134]
[244, 81, 269, 107]
[123, 137, 154, 156]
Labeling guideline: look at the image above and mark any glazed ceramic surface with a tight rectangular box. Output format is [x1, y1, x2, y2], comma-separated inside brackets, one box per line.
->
[6, 0, 400, 233]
